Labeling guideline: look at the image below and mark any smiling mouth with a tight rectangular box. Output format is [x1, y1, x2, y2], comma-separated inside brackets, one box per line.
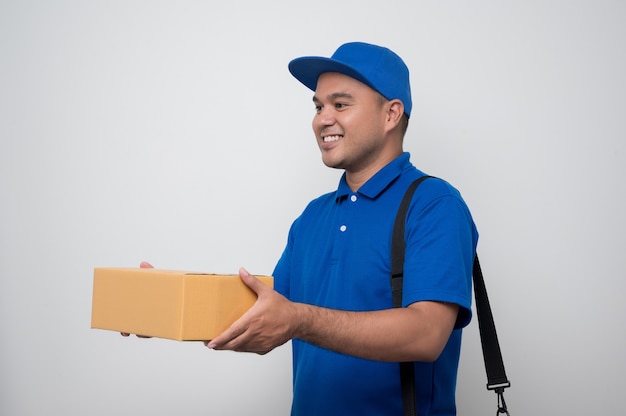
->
[323, 135, 342, 143]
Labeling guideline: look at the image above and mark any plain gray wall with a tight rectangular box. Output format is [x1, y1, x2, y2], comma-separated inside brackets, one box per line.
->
[1, 1, 624, 414]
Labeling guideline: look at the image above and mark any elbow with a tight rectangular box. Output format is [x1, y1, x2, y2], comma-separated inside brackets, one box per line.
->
[406, 329, 452, 362]
[398, 338, 447, 363]
[415, 341, 446, 363]
[404, 301, 459, 362]
[423, 327, 456, 362]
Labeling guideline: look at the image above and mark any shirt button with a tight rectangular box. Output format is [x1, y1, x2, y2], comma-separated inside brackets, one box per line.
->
[340, 225, 347, 232]
[350, 195, 357, 202]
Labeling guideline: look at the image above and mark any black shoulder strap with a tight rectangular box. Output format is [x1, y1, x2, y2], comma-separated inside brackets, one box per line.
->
[391, 175, 433, 309]
[472, 256, 511, 413]
[390, 175, 432, 416]
[391, 176, 511, 416]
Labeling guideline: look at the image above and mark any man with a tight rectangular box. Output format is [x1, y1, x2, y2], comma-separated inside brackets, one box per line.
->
[206, 42, 478, 415]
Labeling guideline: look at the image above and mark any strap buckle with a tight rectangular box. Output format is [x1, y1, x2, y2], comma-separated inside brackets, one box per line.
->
[491, 386, 511, 416]
[487, 381, 511, 391]
[496, 389, 510, 415]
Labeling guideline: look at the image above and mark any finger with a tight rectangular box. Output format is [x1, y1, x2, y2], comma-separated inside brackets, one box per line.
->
[206, 329, 242, 350]
[206, 320, 247, 350]
[238, 267, 268, 296]
[121, 332, 152, 338]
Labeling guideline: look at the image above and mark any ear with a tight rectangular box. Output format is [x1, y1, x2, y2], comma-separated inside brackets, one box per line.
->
[384, 99, 404, 131]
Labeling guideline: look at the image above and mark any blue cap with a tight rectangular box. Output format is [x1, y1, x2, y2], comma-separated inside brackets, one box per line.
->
[288, 42, 412, 117]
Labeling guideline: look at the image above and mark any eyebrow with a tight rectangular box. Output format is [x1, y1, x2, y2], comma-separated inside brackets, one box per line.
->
[312, 92, 355, 103]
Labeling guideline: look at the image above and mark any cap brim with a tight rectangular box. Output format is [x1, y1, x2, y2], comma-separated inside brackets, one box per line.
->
[288, 56, 373, 92]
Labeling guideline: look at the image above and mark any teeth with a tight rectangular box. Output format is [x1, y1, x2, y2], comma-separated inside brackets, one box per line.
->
[323, 135, 341, 143]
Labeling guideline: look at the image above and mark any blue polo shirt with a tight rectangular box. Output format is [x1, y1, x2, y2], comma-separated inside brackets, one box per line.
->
[273, 152, 478, 416]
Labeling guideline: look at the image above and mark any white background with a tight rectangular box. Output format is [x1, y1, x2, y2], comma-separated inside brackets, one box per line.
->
[1, 1, 625, 414]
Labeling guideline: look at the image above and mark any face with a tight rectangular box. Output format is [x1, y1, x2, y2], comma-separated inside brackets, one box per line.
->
[312, 72, 393, 175]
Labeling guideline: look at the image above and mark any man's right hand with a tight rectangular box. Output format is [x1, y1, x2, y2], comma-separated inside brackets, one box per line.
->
[121, 261, 154, 338]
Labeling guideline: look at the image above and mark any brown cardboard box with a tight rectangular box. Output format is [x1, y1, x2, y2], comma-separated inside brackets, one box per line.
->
[91, 268, 273, 341]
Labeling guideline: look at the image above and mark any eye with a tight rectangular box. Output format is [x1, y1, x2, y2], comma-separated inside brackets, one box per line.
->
[334, 102, 348, 110]
[314, 104, 322, 113]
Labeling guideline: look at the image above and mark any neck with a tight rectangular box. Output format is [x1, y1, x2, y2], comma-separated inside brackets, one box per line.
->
[345, 150, 402, 191]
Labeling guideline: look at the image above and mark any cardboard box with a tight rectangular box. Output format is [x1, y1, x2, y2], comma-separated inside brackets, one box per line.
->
[91, 268, 273, 341]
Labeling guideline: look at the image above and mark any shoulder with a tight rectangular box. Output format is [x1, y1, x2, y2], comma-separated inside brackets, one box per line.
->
[407, 176, 468, 211]
[402, 175, 476, 243]
[413, 175, 462, 197]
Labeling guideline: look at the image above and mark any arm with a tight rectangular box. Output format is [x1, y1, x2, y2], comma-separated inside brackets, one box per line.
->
[207, 268, 458, 362]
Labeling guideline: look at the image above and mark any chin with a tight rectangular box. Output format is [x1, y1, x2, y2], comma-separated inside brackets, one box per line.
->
[321, 157, 343, 170]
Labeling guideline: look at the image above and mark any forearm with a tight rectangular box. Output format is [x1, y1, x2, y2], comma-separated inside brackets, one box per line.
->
[206, 271, 459, 359]
[291, 301, 458, 362]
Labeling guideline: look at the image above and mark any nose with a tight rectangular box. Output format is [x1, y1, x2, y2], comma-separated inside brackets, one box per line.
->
[313, 106, 335, 130]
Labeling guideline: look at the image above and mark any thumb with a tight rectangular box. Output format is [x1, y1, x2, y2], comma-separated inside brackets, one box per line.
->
[239, 267, 268, 296]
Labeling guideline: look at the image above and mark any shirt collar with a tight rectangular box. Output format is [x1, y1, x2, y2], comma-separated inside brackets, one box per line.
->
[335, 152, 411, 201]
